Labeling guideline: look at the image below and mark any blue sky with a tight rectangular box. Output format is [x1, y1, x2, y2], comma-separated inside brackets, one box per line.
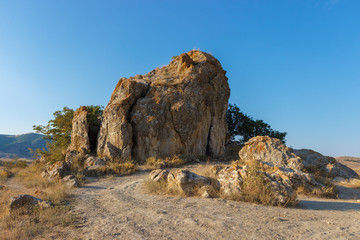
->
[0, 0, 359, 157]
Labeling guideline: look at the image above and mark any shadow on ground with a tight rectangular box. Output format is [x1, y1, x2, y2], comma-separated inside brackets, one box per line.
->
[299, 199, 360, 211]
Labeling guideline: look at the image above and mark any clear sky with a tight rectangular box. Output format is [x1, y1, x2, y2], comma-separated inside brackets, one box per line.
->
[0, 0, 359, 157]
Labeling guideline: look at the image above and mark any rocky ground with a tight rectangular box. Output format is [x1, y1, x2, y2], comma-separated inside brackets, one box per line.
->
[72, 164, 360, 240]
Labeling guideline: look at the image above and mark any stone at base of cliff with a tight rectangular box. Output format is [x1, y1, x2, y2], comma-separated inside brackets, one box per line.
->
[41, 161, 69, 181]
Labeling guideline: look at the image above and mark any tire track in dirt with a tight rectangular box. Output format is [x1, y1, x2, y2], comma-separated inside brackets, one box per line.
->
[73, 170, 360, 240]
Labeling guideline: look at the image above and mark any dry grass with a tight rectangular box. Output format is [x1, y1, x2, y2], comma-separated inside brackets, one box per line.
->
[0, 162, 78, 239]
[145, 155, 187, 169]
[85, 162, 138, 177]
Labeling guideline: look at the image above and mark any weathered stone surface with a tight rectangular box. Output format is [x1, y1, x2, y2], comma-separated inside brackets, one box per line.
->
[239, 136, 359, 180]
[97, 50, 230, 162]
[149, 169, 169, 182]
[167, 169, 211, 195]
[293, 149, 359, 179]
[66, 106, 90, 165]
[62, 175, 79, 188]
[216, 166, 296, 205]
[41, 161, 69, 180]
[85, 156, 106, 167]
[9, 194, 53, 213]
[238, 136, 303, 170]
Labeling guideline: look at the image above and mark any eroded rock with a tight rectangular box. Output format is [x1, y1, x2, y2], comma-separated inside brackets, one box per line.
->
[293, 149, 359, 179]
[97, 50, 230, 162]
[238, 136, 303, 170]
[167, 169, 211, 195]
[216, 165, 296, 206]
[61, 175, 79, 188]
[149, 169, 169, 182]
[9, 194, 53, 213]
[41, 161, 69, 181]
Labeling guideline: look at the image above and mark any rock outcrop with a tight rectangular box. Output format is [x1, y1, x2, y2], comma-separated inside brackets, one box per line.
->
[239, 136, 359, 180]
[66, 106, 90, 164]
[293, 149, 359, 179]
[68, 106, 90, 154]
[97, 50, 230, 162]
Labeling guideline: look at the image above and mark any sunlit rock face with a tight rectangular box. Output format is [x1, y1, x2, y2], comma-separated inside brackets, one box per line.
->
[97, 50, 230, 162]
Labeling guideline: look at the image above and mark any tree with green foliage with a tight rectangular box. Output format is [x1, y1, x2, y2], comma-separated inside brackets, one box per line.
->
[226, 104, 287, 143]
[33, 105, 103, 163]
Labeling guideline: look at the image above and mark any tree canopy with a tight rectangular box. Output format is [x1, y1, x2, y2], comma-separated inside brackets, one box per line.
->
[226, 104, 287, 143]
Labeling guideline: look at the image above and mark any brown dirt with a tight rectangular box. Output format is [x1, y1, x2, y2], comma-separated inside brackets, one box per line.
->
[73, 165, 360, 240]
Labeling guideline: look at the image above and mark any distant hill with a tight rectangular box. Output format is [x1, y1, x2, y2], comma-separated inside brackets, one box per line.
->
[0, 133, 47, 159]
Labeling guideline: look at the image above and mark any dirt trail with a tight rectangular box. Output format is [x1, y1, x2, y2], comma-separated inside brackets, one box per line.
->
[73, 170, 360, 240]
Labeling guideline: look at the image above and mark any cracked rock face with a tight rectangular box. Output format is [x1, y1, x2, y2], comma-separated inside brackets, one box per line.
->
[67, 106, 90, 154]
[97, 50, 230, 162]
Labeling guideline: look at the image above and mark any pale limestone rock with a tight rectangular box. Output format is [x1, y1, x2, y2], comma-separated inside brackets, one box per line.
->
[149, 169, 169, 182]
[216, 165, 296, 205]
[238, 136, 303, 170]
[61, 175, 79, 188]
[293, 149, 359, 179]
[167, 169, 211, 195]
[97, 50, 230, 162]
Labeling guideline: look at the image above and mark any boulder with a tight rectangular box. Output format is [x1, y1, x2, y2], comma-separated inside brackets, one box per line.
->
[239, 136, 359, 180]
[41, 161, 69, 180]
[84, 156, 106, 167]
[61, 175, 79, 188]
[149, 169, 169, 182]
[293, 149, 359, 179]
[216, 166, 296, 206]
[238, 136, 303, 170]
[167, 169, 211, 195]
[9, 195, 53, 213]
[97, 50, 230, 162]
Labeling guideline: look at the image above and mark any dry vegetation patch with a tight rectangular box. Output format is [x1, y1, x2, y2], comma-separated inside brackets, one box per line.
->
[0, 162, 79, 239]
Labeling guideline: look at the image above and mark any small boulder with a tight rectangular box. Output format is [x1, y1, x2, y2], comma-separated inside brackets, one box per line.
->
[41, 161, 69, 180]
[9, 195, 53, 213]
[85, 156, 106, 167]
[167, 170, 211, 195]
[61, 175, 79, 188]
[149, 169, 169, 182]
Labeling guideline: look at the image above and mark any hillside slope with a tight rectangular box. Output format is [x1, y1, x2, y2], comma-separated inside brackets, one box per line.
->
[0, 133, 47, 158]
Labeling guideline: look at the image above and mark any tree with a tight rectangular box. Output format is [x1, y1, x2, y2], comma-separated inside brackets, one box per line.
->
[33, 105, 103, 162]
[226, 104, 287, 143]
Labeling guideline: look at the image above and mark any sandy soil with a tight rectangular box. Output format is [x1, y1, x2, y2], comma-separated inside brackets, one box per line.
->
[73, 168, 360, 240]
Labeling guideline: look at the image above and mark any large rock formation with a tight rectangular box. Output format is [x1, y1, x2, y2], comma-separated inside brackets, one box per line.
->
[97, 50, 230, 162]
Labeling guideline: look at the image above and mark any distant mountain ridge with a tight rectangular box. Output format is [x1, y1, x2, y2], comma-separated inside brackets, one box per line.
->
[0, 133, 47, 159]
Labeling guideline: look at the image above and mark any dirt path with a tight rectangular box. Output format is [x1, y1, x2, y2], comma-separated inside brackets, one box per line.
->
[73, 170, 360, 240]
